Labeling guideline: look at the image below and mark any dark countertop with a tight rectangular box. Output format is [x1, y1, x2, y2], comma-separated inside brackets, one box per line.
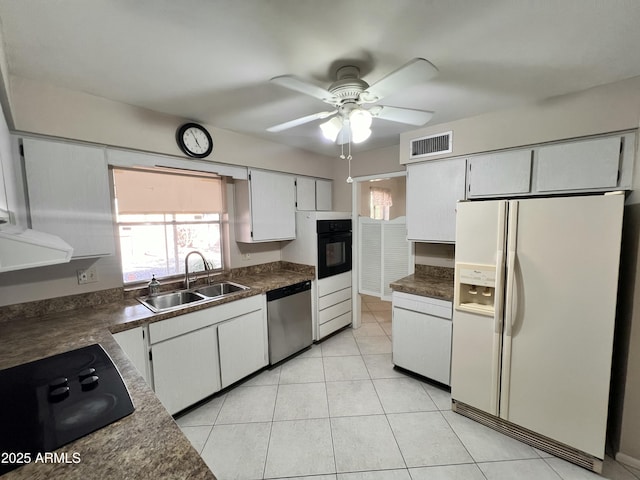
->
[0, 265, 314, 480]
[389, 265, 455, 301]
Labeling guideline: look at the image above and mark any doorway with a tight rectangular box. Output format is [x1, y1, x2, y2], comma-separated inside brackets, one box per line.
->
[351, 171, 413, 330]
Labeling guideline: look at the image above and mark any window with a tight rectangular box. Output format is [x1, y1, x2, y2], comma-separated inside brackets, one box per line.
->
[370, 186, 392, 221]
[113, 168, 225, 284]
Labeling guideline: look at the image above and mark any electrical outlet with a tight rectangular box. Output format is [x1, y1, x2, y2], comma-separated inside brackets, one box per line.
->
[77, 266, 98, 285]
[242, 253, 251, 260]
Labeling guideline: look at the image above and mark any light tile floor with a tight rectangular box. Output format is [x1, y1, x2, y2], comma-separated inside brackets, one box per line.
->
[176, 295, 640, 480]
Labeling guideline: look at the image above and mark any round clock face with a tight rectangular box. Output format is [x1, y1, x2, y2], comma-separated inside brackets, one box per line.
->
[177, 123, 213, 158]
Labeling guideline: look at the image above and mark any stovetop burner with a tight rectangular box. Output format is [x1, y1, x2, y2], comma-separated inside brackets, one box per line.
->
[0, 344, 135, 475]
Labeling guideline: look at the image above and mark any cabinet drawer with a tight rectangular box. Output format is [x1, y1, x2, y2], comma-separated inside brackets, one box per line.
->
[319, 312, 352, 338]
[149, 295, 263, 344]
[318, 271, 352, 296]
[319, 299, 351, 325]
[318, 286, 351, 310]
[392, 291, 452, 319]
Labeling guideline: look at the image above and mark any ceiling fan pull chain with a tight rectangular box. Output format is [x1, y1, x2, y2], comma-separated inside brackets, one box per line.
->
[346, 131, 353, 183]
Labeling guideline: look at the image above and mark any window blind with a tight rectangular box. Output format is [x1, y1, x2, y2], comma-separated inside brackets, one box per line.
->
[113, 168, 224, 214]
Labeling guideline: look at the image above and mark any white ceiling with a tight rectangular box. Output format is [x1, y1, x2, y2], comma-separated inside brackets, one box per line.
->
[1, 0, 640, 157]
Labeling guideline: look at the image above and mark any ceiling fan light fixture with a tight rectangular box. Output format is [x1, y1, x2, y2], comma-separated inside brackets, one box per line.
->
[349, 108, 372, 143]
[320, 117, 343, 142]
[349, 108, 372, 130]
[351, 126, 371, 144]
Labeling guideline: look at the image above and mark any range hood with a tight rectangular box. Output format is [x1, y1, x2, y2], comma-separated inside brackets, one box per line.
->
[0, 224, 73, 273]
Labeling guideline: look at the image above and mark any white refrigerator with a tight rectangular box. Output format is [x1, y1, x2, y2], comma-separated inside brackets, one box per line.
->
[451, 193, 624, 471]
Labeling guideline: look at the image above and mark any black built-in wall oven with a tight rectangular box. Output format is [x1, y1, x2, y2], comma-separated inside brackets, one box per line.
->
[317, 219, 352, 279]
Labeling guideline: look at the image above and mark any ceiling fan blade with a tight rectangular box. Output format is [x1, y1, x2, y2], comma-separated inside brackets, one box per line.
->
[370, 105, 434, 126]
[266, 110, 337, 132]
[270, 75, 336, 103]
[360, 58, 438, 103]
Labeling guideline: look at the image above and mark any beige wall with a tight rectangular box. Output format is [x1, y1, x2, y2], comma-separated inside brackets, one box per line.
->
[0, 76, 336, 305]
[10, 75, 334, 178]
[333, 144, 404, 211]
[399, 75, 640, 164]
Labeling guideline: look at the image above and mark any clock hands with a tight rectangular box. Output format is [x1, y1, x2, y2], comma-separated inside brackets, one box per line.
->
[190, 130, 202, 149]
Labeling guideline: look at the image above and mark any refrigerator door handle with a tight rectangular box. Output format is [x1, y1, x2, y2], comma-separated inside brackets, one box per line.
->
[500, 201, 518, 420]
[504, 202, 519, 338]
[493, 200, 507, 335]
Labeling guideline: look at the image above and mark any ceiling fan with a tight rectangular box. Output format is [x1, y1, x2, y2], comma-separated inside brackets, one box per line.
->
[267, 58, 438, 144]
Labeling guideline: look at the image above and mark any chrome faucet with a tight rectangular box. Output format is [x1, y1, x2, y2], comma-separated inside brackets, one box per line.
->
[184, 251, 209, 289]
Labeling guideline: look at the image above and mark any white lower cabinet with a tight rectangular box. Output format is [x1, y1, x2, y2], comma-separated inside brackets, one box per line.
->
[392, 291, 453, 386]
[218, 309, 268, 388]
[148, 295, 265, 415]
[317, 271, 352, 339]
[152, 325, 220, 415]
[112, 326, 150, 386]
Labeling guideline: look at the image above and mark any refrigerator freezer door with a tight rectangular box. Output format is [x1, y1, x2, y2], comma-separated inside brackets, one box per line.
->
[451, 200, 507, 416]
[500, 194, 624, 458]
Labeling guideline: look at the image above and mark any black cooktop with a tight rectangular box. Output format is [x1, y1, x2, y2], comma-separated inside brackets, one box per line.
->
[0, 344, 135, 475]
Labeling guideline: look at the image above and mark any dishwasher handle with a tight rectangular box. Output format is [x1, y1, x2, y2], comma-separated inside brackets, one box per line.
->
[267, 280, 312, 302]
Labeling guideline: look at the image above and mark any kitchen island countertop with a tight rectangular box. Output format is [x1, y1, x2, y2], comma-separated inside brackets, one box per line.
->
[389, 265, 454, 301]
[0, 263, 315, 480]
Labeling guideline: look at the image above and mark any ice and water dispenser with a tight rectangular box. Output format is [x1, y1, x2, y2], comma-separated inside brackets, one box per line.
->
[454, 263, 496, 316]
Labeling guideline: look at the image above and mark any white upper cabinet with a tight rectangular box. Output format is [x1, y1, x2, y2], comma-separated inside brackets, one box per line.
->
[315, 179, 332, 211]
[234, 169, 296, 242]
[295, 177, 332, 211]
[22, 138, 115, 258]
[295, 177, 316, 210]
[467, 150, 532, 198]
[535, 136, 622, 192]
[407, 158, 466, 243]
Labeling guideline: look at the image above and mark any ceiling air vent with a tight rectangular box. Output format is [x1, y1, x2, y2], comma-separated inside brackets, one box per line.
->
[410, 131, 453, 159]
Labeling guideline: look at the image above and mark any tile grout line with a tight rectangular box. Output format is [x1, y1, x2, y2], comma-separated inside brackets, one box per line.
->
[367, 355, 411, 474]
[436, 405, 489, 479]
[322, 352, 339, 477]
[261, 367, 282, 480]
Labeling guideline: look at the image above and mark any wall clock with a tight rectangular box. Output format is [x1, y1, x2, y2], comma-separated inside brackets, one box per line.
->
[176, 123, 213, 158]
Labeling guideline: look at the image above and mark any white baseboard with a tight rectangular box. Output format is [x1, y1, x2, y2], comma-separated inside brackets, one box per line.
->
[615, 451, 640, 470]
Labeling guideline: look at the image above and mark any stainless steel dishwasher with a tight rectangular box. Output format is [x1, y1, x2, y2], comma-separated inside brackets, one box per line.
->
[267, 280, 312, 365]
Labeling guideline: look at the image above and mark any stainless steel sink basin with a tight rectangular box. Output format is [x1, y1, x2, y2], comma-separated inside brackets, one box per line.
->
[195, 281, 249, 298]
[138, 282, 250, 313]
[139, 290, 207, 313]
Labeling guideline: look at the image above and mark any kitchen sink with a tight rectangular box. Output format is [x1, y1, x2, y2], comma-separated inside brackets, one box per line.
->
[138, 282, 250, 313]
[138, 290, 207, 313]
[195, 281, 249, 298]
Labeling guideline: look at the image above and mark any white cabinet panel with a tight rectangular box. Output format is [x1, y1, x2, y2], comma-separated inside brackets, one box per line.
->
[319, 299, 351, 325]
[536, 136, 621, 192]
[295, 177, 316, 211]
[113, 326, 150, 386]
[295, 177, 332, 211]
[22, 138, 115, 257]
[468, 150, 532, 198]
[235, 169, 296, 242]
[218, 309, 268, 388]
[315, 179, 332, 211]
[318, 286, 351, 310]
[407, 158, 466, 243]
[152, 325, 220, 415]
[392, 292, 453, 385]
[317, 271, 352, 339]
